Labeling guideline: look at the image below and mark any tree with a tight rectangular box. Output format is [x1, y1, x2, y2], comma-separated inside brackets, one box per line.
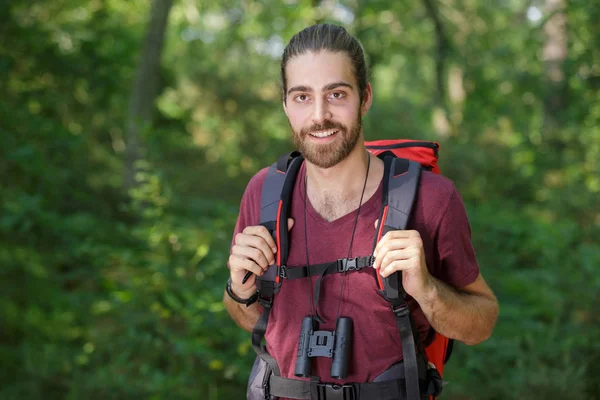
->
[124, 0, 174, 190]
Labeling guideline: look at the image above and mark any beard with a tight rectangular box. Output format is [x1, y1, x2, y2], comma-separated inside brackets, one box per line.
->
[291, 115, 362, 169]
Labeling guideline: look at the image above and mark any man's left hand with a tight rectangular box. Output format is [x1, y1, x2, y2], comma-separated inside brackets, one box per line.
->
[373, 229, 433, 299]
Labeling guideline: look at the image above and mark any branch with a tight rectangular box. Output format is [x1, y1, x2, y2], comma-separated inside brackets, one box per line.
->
[422, 0, 451, 108]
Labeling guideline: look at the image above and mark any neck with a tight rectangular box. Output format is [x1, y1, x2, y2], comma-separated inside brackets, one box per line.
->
[305, 142, 384, 215]
[306, 143, 369, 195]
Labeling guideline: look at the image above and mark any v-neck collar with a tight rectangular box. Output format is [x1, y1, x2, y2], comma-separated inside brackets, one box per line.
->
[296, 161, 383, 230]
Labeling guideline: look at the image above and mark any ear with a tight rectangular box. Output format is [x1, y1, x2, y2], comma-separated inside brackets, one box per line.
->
[282, 92, 289, 118]
[360, 83, 373, 117]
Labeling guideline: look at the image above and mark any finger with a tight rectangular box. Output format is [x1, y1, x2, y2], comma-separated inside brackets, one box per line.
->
[242, 225, 278, 253]
[235, 234, 276, 266]
[228, 254, 265, 278]
[374, 232, 421, 261]
[231, 243, 272, 270]
[374, 238, 409, 269]
[379, 248, 420, 273]
[287, 218, 295, 231]
[380, 259, 412, 278]
[383, 229, 421, 240]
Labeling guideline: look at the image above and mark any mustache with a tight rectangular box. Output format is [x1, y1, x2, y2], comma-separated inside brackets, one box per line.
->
[300, 120, 345, 136]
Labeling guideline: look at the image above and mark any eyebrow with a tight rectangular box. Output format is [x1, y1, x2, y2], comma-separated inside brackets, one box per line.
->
[287, 81, 354, 96]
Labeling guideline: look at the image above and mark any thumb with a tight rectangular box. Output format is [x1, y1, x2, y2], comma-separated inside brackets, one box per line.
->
[287, 218, 295, 231]
[374, 219, 379, 230]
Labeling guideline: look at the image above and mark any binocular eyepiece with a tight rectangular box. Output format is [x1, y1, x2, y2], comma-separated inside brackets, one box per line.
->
[294, 316, 353, 379]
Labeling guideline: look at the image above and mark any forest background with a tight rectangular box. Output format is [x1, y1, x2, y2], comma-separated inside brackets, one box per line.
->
[1, 0, 599, 399]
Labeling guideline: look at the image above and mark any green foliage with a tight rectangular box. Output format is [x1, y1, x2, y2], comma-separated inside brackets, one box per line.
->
[1, 0, 598, 399]
[444, 201, 600, 399]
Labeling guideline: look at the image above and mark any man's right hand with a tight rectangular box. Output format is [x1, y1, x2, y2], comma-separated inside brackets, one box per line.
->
[228, 218, 294, 298]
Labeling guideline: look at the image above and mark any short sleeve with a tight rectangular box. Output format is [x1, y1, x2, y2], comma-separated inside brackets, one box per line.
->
[434, 187, 480, 288]
[227, 168, 269, 268]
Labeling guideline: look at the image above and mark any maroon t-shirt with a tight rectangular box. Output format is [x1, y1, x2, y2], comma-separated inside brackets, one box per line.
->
[230, 162, 479, 392]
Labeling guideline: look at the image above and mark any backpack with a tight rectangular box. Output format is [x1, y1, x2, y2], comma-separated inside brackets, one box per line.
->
[248, 139, 450, 400]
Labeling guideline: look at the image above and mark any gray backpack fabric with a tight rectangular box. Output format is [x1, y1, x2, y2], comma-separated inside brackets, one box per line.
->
[247, 357, 276, 400]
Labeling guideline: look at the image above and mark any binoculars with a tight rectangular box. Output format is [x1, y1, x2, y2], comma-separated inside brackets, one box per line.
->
[294, 316, 353, 379]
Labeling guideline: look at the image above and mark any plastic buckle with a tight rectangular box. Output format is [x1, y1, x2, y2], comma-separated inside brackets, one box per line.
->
[257, 293, 273, 308]
[391, 303, 410, 317]
[338, 258, 358, 273]
[315, 383, 357, 400]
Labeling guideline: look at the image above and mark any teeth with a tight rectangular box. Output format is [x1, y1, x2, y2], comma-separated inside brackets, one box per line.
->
[310, 129, 338, 138]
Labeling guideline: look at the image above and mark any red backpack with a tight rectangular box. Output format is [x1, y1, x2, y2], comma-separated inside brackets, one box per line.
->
[248, 139, 450, 400]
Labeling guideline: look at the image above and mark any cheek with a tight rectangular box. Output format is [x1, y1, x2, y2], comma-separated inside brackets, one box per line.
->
[340, 108, 360, 125]
[287, 108, 310, 128]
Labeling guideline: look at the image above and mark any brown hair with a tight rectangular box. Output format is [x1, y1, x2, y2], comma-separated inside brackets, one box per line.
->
[281, 24, 368, 103]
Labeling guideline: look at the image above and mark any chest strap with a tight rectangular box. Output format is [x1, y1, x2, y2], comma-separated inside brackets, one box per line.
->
[281, 256, 375, 323]
[280, 256, 374, 280]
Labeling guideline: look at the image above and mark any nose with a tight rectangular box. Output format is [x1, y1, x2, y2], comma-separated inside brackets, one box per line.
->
[312, 97, 332, 124]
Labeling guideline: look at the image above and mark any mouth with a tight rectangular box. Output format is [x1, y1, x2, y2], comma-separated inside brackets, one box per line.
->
[309, 129, 339, 138]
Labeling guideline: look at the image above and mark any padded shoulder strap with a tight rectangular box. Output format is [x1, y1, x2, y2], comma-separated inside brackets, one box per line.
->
[252, 152, 303, 392]
[374, 156, 422, 298]
[374, 156, 424, 400]
[257, 152, 303, 295]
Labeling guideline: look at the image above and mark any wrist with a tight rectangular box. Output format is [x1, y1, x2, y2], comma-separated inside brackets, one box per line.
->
[418, 274, 438, 305]
[230, 279, 257, 299]
[226, 278, 258, 306]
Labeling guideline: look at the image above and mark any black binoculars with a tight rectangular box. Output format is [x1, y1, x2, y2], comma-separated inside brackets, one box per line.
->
[294, 316, 353, 379]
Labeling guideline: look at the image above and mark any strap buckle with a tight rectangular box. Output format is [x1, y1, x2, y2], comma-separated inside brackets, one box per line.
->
[314, 383, 357, 400]
[391, 303, 410, 317]
[337, 258, 358, 273]
[257, 293, 273, 308]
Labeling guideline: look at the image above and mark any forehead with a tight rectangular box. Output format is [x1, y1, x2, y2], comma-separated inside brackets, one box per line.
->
[285, 51, 356, 90]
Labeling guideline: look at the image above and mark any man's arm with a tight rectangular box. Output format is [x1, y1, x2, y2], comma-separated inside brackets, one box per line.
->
[223, 219, 295, 332]
[415, 273, 498, 345]
[374, 230, 499, 346]
[223, 286, 261, 333]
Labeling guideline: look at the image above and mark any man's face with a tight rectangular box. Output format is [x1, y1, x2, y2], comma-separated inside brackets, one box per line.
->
[283, 51, 371, 169]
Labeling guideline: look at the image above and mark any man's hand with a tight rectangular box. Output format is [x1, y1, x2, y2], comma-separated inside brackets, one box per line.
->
[228, 219, 294, 298]
[372, 228, 433, 300]
[371, 225, 498, 345]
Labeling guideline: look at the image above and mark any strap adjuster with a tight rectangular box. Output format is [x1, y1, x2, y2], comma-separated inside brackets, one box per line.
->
[391, 303, 410, 317]
[337, 258, 358, 273]
[314, 383, 357, 400]
[257, 293, 273, 308]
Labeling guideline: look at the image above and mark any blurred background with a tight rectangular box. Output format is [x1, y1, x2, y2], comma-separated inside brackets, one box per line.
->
[1, 0, 599, 399]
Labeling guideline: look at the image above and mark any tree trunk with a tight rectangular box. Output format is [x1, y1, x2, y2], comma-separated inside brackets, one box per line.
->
[124, 0, 173, 190]
[542, 0, 567, 123]
[422, 0, 453, 137]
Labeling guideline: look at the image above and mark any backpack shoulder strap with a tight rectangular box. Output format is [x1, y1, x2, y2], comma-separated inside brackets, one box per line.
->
[251, 152, 304, 393]
[374, 155, 425, 400]
[257, 151, 304, 298]
[374, 155, 422, 296]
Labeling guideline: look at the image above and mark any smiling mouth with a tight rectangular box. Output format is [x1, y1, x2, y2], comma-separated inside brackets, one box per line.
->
[309, 129, 339, 138]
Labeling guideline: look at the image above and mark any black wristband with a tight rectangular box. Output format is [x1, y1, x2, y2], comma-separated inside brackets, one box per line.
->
[226, 278, 258, 307]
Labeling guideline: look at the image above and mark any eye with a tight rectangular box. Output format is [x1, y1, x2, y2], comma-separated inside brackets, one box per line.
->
[294, 94, 309, 102]
[329, 91, 345, 100]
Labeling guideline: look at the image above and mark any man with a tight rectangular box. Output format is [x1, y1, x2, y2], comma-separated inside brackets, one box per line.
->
[224, 24, 498, 399]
